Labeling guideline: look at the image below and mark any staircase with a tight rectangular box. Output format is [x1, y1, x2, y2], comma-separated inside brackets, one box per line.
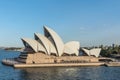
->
[17, 52, 28, 63]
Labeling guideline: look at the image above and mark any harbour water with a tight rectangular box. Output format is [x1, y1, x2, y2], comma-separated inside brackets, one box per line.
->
[0, 49, 120, 80]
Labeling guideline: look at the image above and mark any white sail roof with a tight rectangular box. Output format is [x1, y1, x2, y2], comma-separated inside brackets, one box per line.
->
[82, 48, 101, 57]
[21, 38, 46, 53]
[82, 48, 90, 56]
[44, 26, 64, 56]
[63, 41, 80, 56]
[34, 33, 57, 55]
[21, 26, 81, 56]
[90, 48, 101, 57]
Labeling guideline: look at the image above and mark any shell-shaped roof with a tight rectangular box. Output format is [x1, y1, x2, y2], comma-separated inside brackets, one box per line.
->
[21, 38, 46, 53]
[90, 48, 101, 57]
[82, 48, 90, 56]
[34, 33, 57, 55]
[63, 41, 80, 56]
[82, 48, 101, 57]
[44, 26, 64, 56]
[21, 26, 81, 57]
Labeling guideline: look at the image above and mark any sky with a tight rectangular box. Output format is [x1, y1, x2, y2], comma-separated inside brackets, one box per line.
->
[0, 0, 120, 47]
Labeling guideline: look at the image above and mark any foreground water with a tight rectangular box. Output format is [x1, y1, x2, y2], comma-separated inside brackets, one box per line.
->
[0, 49, 120, 80]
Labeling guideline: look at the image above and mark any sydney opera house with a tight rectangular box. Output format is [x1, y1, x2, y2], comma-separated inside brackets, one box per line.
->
[2, 26, 104, 67]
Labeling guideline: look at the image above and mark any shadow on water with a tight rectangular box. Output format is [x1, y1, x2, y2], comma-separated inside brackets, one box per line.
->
[0, 50, 120, 80]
